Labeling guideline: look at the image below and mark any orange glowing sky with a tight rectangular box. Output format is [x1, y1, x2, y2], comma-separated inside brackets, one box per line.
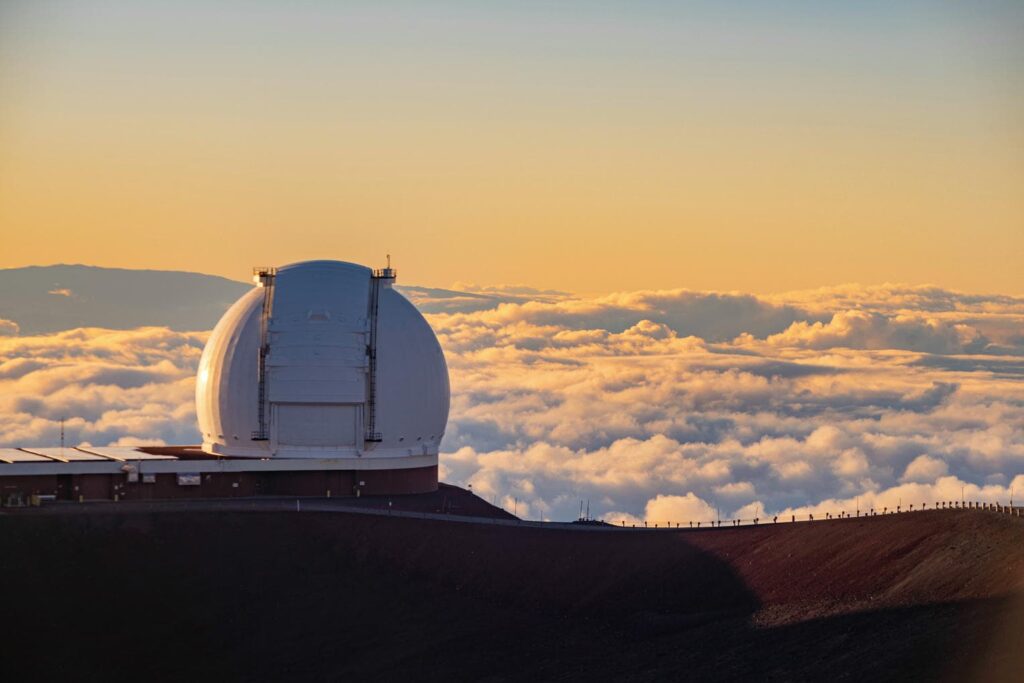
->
[1, 1, 1021, 295]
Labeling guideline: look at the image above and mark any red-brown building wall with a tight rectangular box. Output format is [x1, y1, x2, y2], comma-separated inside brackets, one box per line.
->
[1, 475, 59, 505]
[0, 465, 438, 505]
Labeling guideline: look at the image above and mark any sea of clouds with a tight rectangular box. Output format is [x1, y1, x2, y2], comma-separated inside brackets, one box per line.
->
[2, 283, 1023, 522]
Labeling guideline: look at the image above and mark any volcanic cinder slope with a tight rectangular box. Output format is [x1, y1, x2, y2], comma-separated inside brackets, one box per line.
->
[1, 495, 1022, 681]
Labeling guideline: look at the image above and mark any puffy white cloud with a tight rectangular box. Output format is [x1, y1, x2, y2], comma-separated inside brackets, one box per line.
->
[763, 310, 989, 354]
[901, 454, 949, 483]
[715, 481, 756, 498]
[429, 288, 813, 348]
[644, 493, 718, 526]
[833, 448, 870, 477]
[0, 319, 19, 336]
[425, 283, 1024, 520]
[0, 327, 205, 447]
[766, 284, 1024, 349]
[2, 281, 1023, 522]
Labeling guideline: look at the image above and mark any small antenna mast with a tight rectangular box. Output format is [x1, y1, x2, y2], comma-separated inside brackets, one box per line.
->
[60, 416, 65, 453]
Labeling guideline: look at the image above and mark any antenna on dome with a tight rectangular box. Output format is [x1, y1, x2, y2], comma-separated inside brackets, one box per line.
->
[373, 255, 396, 282]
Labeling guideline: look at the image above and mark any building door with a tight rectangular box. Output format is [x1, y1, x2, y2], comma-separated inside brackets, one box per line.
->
[56, 474, 73, 501]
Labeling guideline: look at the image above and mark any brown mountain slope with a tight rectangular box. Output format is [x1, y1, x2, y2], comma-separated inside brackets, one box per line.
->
[0, 505, 1021, 681]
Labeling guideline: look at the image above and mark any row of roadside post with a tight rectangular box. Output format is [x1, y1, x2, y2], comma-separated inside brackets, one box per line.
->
[617, 500, 1023, 529]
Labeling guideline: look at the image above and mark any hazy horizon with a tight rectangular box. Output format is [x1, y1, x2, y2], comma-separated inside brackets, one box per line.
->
[3, 261, 1023, 300]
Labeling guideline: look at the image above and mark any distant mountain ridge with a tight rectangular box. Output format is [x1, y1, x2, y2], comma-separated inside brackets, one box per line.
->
[0, 264, 543, 335]
[0, 265, 251, 335]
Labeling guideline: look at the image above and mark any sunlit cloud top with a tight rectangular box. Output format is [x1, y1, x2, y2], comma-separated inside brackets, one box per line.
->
[2, 277, 1022, 521]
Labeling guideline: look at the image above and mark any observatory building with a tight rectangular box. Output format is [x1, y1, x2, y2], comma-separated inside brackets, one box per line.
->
[0, 259, 450, 504]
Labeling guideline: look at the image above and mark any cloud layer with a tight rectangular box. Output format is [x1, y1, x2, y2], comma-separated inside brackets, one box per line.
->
[2, 282, 1022, 522]
[0, 328, 206, 447]
[432, 283, 1024, 521]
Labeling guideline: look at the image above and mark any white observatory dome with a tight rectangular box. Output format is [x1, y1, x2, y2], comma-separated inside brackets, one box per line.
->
[195, 260, 450, 459]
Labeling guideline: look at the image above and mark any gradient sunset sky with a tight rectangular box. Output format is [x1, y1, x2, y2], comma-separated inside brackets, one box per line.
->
[1, 1, 1021, 294]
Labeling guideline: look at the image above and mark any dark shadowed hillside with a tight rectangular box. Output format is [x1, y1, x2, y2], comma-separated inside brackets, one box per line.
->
[1, 502, 1022, 681]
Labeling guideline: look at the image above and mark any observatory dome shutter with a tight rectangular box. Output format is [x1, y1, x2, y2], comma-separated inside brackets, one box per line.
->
[265, 265, 370, 404]
[275, 404, 358, 447]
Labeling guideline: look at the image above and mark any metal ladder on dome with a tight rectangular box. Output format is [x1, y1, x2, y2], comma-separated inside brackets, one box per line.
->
[365, 256, 396, 444]
[251, 266, 276, 441]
